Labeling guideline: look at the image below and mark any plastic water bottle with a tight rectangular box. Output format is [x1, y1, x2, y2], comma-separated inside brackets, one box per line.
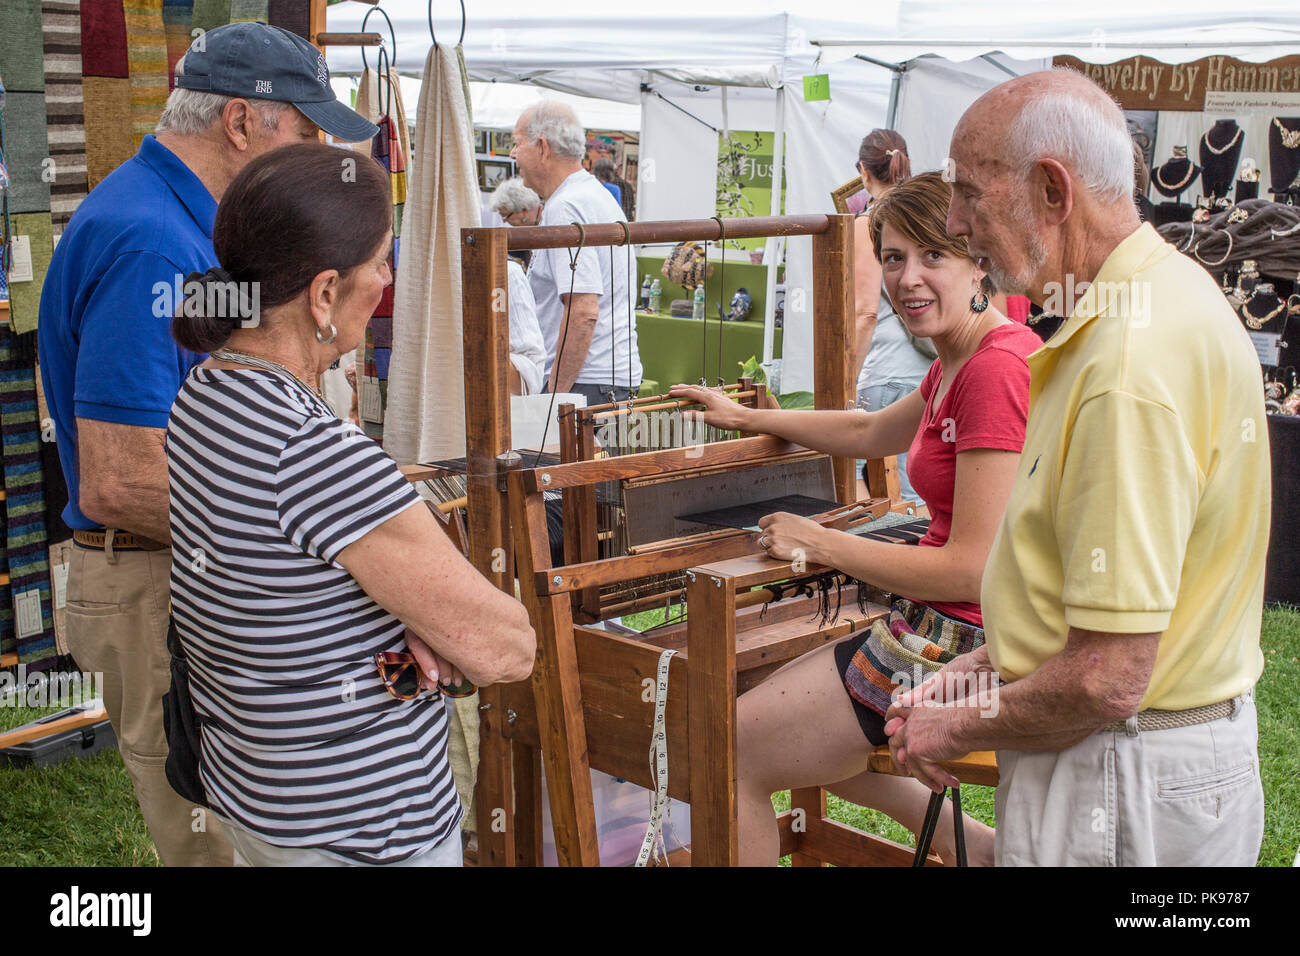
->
[649, 278, 662, 315]
[640, 275, 651, 310]
[692, 283, 706, 320]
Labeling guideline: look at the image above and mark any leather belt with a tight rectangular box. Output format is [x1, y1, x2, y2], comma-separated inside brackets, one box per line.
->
[73, 528, 166, 552]
[1103, 696, 1240, 735]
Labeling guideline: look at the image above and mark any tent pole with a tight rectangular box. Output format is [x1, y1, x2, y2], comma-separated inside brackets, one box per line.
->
[762, 85, 785, 368]
[886, 68, 901, 130]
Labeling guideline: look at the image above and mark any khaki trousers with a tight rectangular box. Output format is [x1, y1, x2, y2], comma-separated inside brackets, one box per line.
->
[64, 543, 233, 866]
[994, 692, 1263, 866]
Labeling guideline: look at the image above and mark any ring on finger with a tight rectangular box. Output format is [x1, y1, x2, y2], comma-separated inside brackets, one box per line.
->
[759, 535, 770, 549]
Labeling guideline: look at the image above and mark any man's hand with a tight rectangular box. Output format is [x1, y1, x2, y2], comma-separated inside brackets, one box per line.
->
[888, 646, 992, 715]
[884, 704, 964, 793]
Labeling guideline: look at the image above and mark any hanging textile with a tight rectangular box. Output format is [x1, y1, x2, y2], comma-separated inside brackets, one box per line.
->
[161, 0, 194, 88]
[266, 0, 309, 38]
[352, 67, 409, 440]
[190, 0, 231, 33]
[0, 1, 48, 93]
[81, 0, 133, 189]
[3, 93, 52, 215]
[383, 41, 479, 464]
[124, 0, 169, 150]
[43, 0, 90, 237]
[0, 326, 56, 671]
[353, 68, 411, 178]
[229, 0, 267, 23]
[7, 213, 54, 335]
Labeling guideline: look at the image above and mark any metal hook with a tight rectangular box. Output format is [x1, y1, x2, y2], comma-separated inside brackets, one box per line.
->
[361, 4, 397, 72]
[429, 0, 467, 49]
[375, 45, 393, 120]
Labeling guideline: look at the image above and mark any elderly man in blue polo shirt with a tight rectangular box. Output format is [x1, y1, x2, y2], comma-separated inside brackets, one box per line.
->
[37, 23, 377, 866]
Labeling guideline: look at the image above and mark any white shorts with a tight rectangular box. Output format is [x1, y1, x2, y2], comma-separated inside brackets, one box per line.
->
[994, 691, 1263, 866]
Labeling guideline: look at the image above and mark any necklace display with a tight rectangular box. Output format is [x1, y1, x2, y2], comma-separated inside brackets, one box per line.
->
[1273, 117, 1300, 150]
[1203, 125, 1243, 155]
[1155, 158, 1196, 193]
[211, 348, 321, 397]
[1241, 285, 1284, 330]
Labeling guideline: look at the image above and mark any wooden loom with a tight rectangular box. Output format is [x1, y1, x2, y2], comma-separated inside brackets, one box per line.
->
[458, 213, 994, 866]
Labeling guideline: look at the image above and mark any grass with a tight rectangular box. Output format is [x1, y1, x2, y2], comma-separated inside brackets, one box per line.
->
[1, 606, 1296, 866]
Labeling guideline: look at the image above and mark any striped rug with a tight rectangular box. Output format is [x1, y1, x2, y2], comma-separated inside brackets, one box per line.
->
[42, 0, 89, 237]
[124, 0, 169, 150]
[0, 327, 56, 671]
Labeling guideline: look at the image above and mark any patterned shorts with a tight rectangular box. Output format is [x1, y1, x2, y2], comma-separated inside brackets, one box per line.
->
[833, 598, 984, 745]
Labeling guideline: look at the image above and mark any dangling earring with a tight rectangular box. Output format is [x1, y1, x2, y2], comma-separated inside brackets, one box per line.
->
[970, 291, 990, 313]
[316, 323, 338, 345]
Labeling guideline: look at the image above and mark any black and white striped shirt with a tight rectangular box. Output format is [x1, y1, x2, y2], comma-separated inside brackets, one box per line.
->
[167, 367, 461, 863]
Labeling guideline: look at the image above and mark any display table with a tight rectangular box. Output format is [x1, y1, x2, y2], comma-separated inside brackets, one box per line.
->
[634, 311, 781, 394]
[1267, 414, 1300, 606]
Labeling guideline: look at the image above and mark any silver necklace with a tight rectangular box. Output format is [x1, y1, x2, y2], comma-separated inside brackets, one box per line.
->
[211, 348, 320, 396]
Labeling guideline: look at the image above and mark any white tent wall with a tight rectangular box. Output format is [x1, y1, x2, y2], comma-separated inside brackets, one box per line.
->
[890, 55, 1050, 175]
[780, 63, 893, 392]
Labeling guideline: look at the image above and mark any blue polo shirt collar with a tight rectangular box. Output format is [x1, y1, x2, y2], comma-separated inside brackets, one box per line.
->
[136, 134, 218, 238]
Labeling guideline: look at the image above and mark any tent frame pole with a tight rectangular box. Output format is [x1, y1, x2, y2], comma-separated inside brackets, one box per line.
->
[762, 85, 786, 368]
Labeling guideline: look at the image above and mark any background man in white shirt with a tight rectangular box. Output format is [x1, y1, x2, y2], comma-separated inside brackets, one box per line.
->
[510, 102, 642, 405]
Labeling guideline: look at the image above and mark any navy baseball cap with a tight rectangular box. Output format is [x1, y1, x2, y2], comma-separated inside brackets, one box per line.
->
[175, 22, 378, 143]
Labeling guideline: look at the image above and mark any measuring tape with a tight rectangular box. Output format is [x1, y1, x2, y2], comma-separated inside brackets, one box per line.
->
[635, 647, 678, 867]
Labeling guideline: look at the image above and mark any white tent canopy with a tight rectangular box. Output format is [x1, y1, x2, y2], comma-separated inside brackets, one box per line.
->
[321, 0, 1300, 391]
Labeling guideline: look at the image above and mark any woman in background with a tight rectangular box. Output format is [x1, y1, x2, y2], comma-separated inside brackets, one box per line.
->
[852, 130, 933, 502]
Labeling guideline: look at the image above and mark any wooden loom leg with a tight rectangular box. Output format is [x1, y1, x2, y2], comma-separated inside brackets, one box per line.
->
[687, 570, 738, 866]
[462, 228, 515, 865]
[789, 787, 828, 867]
[812, 215, 857, 504]
[507, 471, 601, 866]
[512, 743, 544, 867]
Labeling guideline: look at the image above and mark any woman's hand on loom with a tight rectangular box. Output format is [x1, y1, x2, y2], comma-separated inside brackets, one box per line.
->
[668, 384, 752, 431]
[756, 511, 833, 565]
[404, 628, 466, 691]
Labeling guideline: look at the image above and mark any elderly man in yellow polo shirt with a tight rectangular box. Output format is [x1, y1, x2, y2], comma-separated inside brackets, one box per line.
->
[883, 68, 1270, 866]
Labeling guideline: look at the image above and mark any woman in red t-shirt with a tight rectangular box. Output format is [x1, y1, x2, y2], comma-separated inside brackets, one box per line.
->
[671, 171, 1040, 866]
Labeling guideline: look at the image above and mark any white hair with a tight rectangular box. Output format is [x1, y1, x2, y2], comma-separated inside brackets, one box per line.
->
[156, 56, 290, 135]
[490, 177, 541, 217]
[522, 101, 587, 161]
[1007, 73, 1135, 204]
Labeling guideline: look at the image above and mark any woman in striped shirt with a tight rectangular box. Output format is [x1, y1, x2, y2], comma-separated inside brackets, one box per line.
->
[167, 143, 535, 866]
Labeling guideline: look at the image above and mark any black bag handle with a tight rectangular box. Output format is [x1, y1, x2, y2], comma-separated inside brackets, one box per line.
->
[911, 785, 967, 867]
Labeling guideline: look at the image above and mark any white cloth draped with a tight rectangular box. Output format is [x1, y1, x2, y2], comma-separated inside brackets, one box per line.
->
[383, 43, 480, 463]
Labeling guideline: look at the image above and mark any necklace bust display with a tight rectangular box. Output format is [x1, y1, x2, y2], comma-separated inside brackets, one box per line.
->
[1240, 283, 1285, 331]
[1153, 146, 1201, 199]
[1269, 117, 1300, 196]
[1199, 121, 1243, 201]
